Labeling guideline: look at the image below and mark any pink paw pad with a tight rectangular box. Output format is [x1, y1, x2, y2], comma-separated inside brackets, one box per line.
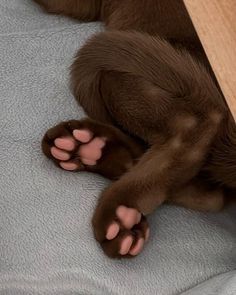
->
[51, 147, 70, 161]
[104, 204, 148, 257]
[54, 137, 75, 151]
[129, 238, 145, 256]
[60, 162, 78, 171]
[106, 222, 120, 240]
[79, 137, 105, 161]
[116, 206, 141, 229]
[51, 128, 107, 169]
[73, 129, 93, 143]
[119, 236, 133, 255]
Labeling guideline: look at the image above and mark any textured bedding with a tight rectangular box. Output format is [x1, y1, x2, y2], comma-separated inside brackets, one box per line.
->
[0, 1, 236, 294]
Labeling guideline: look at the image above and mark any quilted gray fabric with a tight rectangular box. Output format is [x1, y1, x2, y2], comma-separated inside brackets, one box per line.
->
[0, 1, 235, 294]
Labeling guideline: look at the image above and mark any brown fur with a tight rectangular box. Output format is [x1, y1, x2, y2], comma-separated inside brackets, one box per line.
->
[36, 0, 236, 258]
[34, 0, 102, 21]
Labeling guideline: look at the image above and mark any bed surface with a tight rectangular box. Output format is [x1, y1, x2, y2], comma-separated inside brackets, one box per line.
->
[0, 1, 236, 294]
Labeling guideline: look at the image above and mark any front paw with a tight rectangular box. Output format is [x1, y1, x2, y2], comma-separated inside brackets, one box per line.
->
[92, 190, 150, 258]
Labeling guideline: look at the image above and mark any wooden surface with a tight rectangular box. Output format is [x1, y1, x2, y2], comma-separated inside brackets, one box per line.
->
[183, 0, 236, 121]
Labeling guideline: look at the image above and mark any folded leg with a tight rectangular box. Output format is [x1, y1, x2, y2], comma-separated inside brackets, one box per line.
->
[168, 178, 225, 212]
[92, 112, 223, 258]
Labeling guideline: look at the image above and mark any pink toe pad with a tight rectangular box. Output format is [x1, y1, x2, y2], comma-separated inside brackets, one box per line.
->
[119, 236, 133, 255]
[82, 158, 97, 166]
[73, 129, 92, 143]
[90, 137, 106, 149]
[129, 238, 145, 256]
[60, 162, 78, 171]
[51, 147, 70, 161]
[106, 222, 120, 240]
[116, 206, 129, 221]
[54, 137, 75, 151]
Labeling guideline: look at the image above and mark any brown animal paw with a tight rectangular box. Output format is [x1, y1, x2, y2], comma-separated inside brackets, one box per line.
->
[42, 119, 142, 179]
[92, 200, 150, 258]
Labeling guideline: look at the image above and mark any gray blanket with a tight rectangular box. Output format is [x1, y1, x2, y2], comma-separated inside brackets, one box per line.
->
[1, 1, 236, 294]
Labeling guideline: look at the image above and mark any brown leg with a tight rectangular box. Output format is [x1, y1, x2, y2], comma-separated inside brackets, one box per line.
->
[42, 117, 226, 213]
[168, 178, 225, 212]
[92, 112, 224, 258]
[41, 116, 226, 258]
[33, 0, 102, 21]
[68, 31, 228, 257]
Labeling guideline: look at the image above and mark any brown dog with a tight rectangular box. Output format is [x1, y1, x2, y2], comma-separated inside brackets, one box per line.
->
[34, 0, 236, 258]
